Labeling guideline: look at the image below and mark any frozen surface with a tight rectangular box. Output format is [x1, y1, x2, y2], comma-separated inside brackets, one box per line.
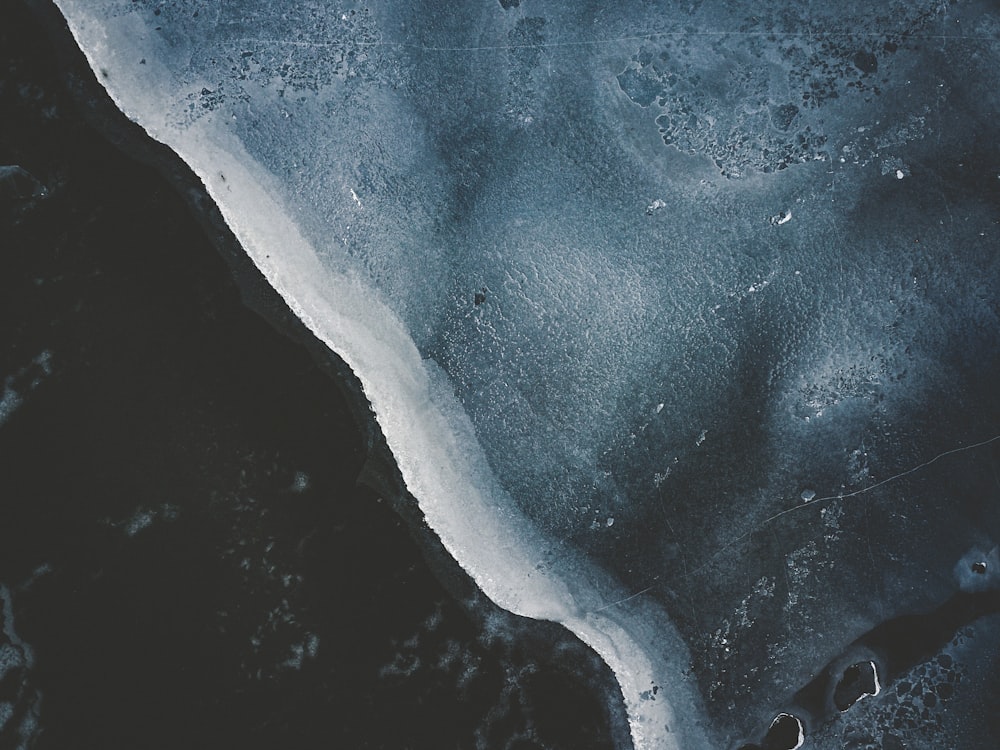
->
[52, 0, 1000, 747]
[0, 585, 40, 749]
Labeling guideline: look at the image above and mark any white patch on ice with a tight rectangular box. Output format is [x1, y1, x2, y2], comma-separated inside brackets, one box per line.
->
[895, 169, 905, 179]
[291, 471, 310, 492]
[12, 695, 40, 750]
[0, 587, 33, 670]
[0, 351, 53, 428]
[120, 505, 178, 537]
[800, 489, 816, 502]
[0, 702, 12, 731]
[0, 644, 23, 680]
[350, 187, 363, 208]
[125, 509, 155, 537]
[0, 583, 41, 748]
[0, 388, 22, 428]
[282, 642, 305, 670]
[695, 429, 707, 446]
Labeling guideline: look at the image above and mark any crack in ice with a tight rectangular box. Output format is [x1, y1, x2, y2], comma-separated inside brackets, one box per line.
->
[592, 432, 1000, 612]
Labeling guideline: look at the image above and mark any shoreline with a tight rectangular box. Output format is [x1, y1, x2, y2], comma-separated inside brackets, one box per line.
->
[38, 0, 711, 747]
[19, 0, 642, 746]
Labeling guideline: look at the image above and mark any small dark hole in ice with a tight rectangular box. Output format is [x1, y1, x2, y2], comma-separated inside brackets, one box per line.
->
[971, 561, 987, 575]
[834, 661, 879, 711]
[474, 291, 486, 306]
[762, 713, 803, 750]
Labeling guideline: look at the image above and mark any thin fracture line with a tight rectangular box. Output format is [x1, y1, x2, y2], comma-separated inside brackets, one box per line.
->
[589, 431, 1000, 613]
[388, 32, 998, 53]
[691, 432, 1000, 576]
[236, 30, 998, 54]
[777, 432, 1000, 514]
[592, 575, 662, 614]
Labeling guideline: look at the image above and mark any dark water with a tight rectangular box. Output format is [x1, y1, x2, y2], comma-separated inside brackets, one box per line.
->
[0, 3, 630, 748]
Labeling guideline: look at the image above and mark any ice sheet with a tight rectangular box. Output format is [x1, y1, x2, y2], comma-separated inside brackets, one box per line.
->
[52, 1, 1000, 747]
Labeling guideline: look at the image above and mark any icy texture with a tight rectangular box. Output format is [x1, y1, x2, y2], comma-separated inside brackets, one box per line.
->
[54, 1, 1000, 747]
[0, 585, 40, 748]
